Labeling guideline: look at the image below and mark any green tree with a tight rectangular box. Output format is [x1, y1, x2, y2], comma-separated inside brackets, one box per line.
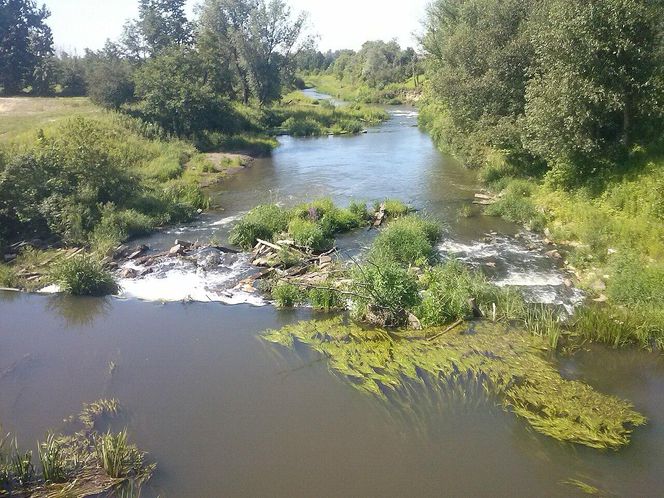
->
[421, 0, 536, 166]
[137, 0, 192, 55]
[196, 0, 308, 105]
[0, 0, 54, 95]
[523, 0, 664, 183]
[85, 42, 135, 109]
[133, 46, 232, 135]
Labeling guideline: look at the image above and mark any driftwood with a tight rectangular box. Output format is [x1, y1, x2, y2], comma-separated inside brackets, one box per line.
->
[426, 319, 464, 342]
[473, 192, 497, 206]
[372, 202, 386, 228]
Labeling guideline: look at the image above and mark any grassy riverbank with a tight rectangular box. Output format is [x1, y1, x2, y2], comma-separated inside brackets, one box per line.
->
[304, 74, 422, 105]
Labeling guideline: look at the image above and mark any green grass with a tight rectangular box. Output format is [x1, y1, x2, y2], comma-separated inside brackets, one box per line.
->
[0, 97, 101, 141]
[271, 91, 388, 136]
[287, 218, 332, 252]
[369, 215, 443, 266]
[272, 282, 306, 308]
[50, 254, 118, 296]
[304, 74, 422, 105]
[229, 204, 290, 249]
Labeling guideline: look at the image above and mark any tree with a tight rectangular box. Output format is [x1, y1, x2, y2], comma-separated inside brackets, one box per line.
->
[56, 51, 87, 96]
[196, 0, 308, 105]
[138, 0, 192, 55]
[523, 0, 664, 181]
[85, 42, 135, 109]
[0, 0, 54, 95]
[421, 0, 537, 166]
[133, 47, 232, 136]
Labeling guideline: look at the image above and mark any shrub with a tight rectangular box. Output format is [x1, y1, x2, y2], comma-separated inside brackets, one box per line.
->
[369, 215, 442, 266]
[282, 116, 323, 136]
[50, 255, 118, 296]
[272, 282, 305, 308]
[350, 261, 421, 327]
[287, 218, 332, 252]
[0, 264, 18, 288]
[229, 204, 289, 249]
[485, 180, 546, 230]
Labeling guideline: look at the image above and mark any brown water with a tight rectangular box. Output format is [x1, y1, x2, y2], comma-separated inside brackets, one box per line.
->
[1, 101, 664, 497]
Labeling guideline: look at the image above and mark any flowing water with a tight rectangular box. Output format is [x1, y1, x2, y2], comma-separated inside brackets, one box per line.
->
[1, 97, 663, 496]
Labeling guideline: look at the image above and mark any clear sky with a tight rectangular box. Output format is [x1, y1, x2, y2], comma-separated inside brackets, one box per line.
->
[42, 0, 429, 54]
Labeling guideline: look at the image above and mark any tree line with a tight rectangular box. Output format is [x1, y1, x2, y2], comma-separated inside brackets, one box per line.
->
[1, 0, 312, 135]
[420, 0, 664, 187]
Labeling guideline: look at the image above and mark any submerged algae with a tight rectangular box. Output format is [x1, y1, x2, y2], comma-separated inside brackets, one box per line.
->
[263, 318, 646, 449]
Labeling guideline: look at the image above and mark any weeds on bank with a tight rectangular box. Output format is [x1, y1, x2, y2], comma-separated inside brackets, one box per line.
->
[50, 254, 118, 296]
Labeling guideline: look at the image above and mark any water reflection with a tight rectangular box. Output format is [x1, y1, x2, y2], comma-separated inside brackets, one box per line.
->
[46, 294, 112, 327]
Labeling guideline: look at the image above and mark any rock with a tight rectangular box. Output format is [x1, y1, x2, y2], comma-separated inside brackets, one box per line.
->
[175, 239, 193, 249]
[113, 244, 130, 260]
[139, 267, 154, 277]
[120, 268, 138, 279]
[319, 255, 333, 265]
[127, 245, 149, 260]
[169, 244, 185, 256]
[563, 278, 573, 288]
[408, 313, 422, 330]
[545, 249, 562, 260]
[590, 279, 607, 292]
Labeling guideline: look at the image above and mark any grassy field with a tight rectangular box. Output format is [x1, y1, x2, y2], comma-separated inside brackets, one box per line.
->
[0, 97, 101, 141]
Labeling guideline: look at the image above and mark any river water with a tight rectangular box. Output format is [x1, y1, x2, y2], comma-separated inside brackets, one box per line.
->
[1, 96, 663, 496]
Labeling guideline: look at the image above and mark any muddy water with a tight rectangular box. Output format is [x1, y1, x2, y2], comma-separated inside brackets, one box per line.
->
[1, 101, 664, 496]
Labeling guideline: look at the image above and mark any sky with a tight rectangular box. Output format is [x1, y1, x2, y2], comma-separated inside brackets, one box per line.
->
[42, 0, 429, 54]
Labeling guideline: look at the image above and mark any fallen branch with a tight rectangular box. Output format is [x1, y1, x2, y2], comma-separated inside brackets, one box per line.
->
[426, 319, 464, 342]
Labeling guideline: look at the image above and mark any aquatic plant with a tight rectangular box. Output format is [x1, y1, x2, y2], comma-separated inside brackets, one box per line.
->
[50, 254, 118, 296]
[377, 199, 411, 218]
[95, 430, 139, 479]
[308, 285, 344, 312]
[263, 318, 646, 449]
[38, 433, 67, 483]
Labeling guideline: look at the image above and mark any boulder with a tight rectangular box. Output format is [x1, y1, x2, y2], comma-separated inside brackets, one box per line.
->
[169, 244, 185, 256]
[175, 239, 193, 249]
[545, 249, 562, 260]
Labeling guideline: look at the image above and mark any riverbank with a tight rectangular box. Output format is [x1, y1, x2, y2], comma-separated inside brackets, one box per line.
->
[304, 74, 423, 105]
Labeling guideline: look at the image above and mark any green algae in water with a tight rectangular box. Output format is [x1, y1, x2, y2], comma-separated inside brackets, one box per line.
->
[263, 318, 646, 450]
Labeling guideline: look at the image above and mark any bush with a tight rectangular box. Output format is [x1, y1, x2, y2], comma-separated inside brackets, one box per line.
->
[229, 204, 289, 249]
[485, 180, 546, 230]
[89, 204, 154, 255]
[0, 264, 18, 288]
[350, 261, 421, 327]
[50, 255, 118, 296]
[287, 218, 332, 252]
[272, 282, 305, 308]
[282, 116, 323, 137]
[379, 199, 411, 218]
[369, 215, 442, 266]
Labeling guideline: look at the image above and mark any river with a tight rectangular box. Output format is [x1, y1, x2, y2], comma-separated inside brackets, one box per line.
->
[1, 94, 663, 496]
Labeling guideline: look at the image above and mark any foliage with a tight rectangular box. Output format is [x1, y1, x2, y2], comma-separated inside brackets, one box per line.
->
[229, 204, 289, 249]
[50, 254, 118, 296]
[484, 179, 546, 230]
[350, 261, 421, 327]
[271, 281, 305, 308]
[369, 215, 442, 266]
[133, 47, 234, 136]
[308, 285, 344, 311]
[287, 218, 332, 252]
[85, 44, 135, 109]
[0, 0, 54, 95]
[0, 114, 205, 247]
[420, 0, 664, 180]
[263, 318, 646, 449]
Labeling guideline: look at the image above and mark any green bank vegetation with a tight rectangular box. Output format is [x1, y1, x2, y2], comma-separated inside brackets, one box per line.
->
[264, 318, 645, 449]
[0, 399, 153, 496]
[420, 0, 664, 350]
[297, 40, 425, 104]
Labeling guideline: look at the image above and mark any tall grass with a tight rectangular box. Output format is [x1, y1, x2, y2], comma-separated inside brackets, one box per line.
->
[50, 254, 118, 296]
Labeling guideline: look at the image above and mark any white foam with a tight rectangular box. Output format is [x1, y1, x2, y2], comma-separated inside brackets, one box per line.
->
[117, 256, 266, 306]
[494, 271, 564, 288]
[210, 214, 244, 227]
